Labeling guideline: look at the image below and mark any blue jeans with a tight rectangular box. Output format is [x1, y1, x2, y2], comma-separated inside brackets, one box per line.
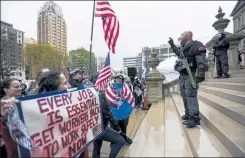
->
[92, 126, 125, 158]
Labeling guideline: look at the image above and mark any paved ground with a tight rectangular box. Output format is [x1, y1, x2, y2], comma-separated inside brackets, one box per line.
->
[87, 109, 148, 157]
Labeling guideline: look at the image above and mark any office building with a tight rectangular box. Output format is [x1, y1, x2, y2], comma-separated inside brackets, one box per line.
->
[1, 21, 25, 80]
[96, 56, 106, 72]
[123, 54, 142, 74]
[37, 1, 67, 54]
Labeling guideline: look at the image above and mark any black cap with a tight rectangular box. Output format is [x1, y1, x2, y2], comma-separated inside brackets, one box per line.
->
[70, 69, 84, 76]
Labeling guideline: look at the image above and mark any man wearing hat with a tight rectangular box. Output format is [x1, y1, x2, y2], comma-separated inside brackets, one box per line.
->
[68, 69, 85, 88]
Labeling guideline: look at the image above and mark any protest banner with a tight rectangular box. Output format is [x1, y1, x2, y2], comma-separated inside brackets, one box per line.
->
[16, 87, 103, 157]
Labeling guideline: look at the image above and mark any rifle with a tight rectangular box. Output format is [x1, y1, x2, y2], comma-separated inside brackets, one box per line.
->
[179, 47, 197, 89]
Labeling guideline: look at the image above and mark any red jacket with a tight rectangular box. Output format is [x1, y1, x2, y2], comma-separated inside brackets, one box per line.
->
[0, 119, 18, 158]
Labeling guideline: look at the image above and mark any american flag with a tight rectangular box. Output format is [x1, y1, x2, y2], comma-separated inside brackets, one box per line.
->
[95, 52, 111, 91]
[105, 82, 135, 109]
[95, 1, 120, 54]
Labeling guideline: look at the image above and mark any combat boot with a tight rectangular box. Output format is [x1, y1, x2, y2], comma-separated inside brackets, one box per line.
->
[214, 75, 222, 79]
[184, 119, 199, 128]
[181, 114, 189, 120]
[221, 74, 229, 79]
[183, 119, 200, 125]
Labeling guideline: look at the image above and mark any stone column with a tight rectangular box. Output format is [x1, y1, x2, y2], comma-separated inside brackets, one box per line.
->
[146, 50, 166, 103]
[227, 35, 245, 69]
[228, 40, 240, 69]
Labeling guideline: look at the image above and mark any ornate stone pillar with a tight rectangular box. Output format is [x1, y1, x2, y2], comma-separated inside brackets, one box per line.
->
[211, 6, 245, 70]
[146, 49, 166, 103]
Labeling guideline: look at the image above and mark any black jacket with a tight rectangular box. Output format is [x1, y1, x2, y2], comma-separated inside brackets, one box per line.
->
[68, 75, 84, 88]
[171, 40, 208, 77]
[213, 33, 229, 56]
[99, 91, 121, 132]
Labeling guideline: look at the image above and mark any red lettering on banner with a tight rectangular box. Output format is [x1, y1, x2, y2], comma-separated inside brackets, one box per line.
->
[42, 127, 55, 145]
[47, 110, 63, 126]
[61, 129, 80, 148]
[54, 95, 63, 107]
[37, 98, 49, 113]
[90, 106, 100, 118]
[31, 126, 55, 147]
[68, 134, 87, 157]
[29, 89, 102, 157]
[59, 112, 89, 135]
[37, 93, 73, 114]
[43, 140, 59, 157]
[87, 89, 94, 98]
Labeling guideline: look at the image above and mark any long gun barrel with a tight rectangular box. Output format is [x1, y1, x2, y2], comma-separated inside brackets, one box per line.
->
[179, 47, 197, 89]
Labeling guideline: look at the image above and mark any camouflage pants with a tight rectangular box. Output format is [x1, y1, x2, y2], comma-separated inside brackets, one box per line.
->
[179, 74, 200, 120]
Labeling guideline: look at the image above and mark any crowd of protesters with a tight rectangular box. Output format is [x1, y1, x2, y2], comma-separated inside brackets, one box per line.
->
[0, 68, 147, 158]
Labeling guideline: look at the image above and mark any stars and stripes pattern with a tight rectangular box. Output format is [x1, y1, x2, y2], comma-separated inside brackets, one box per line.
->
[95, 52, 111, 91]
[95, 1, 120, 54]
[105, 83, 135, 109]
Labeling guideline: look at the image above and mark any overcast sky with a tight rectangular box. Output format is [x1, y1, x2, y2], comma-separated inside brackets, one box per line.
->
[1, 1, 237, 69]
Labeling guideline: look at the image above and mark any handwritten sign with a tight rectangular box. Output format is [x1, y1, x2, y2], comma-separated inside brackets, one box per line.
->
[17, 87, 103, 157]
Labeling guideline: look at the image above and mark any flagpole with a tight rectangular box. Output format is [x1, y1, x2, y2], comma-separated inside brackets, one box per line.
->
[88, 0, 96, 79]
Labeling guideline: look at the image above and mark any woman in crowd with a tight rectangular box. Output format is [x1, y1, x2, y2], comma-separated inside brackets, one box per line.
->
[105, 73, 134, 146]
[0, 71, 89, 157]
[0, 78, 22, 157]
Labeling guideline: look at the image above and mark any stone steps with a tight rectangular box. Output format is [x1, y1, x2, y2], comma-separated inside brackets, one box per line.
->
[207, 78, 245, 83]
[87, 109, 147, 157]
[172, 94, 232, 157]
[171, 77, 245, 157]
[200, 86, 245, 105]
[198, 99, 245, 157]
[201, 82, 245, 92]
[164, 97, 192, 157]
[124, 100, 165, 157]
[198, 91, 245, 126]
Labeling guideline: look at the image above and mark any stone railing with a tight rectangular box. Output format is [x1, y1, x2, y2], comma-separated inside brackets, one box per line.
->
[162, 78, 179, 98]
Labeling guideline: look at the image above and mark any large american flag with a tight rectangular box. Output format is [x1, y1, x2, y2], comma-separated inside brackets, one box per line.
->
[105, 82, 135, 109]
[95, 1, 120, 54]
[95, 52, 111, 91]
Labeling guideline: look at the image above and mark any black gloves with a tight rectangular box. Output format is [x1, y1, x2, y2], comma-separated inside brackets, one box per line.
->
[196, 72, 205, 83]
[196, 76, 205, 83]
[168, 37, 175, 47]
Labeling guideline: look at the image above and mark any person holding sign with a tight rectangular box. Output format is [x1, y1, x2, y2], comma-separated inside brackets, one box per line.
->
[0, 78, 22, 158]
[0, 71, 90, 158]
[105, 73, 134, 146]
[36, 71, 89, 158]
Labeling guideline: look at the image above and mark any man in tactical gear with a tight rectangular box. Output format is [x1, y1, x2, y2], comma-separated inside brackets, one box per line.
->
[213, 33, 230, 78]
[168, 31, 208, 128]
[68, 69, 85, 88]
